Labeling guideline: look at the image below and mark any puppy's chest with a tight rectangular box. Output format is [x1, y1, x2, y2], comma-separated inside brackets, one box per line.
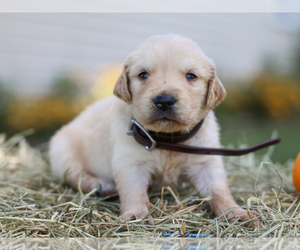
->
[154, 151, 189, 185]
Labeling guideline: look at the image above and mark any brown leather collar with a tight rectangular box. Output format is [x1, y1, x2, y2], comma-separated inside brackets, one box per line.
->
[127, 119, 281, 156]
[136, 119, 204, 144]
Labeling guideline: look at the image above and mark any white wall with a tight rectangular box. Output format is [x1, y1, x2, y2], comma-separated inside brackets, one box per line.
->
[0, 13, 298, 95]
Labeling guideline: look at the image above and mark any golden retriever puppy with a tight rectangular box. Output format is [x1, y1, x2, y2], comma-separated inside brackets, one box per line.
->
[49, 34, 255, 224]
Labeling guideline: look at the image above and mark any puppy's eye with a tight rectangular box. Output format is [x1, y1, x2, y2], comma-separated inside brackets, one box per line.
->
[186, 73, 197, 80]
[138, 72, 148, 80]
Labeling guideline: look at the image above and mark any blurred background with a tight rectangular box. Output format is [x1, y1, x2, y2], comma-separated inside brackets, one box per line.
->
[0, 13, 299, 163]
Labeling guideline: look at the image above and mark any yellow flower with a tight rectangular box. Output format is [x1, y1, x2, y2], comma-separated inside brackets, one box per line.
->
[253, 75, 300, 119]
[91, 63, 122, 100]
[4, 96, 89, 134]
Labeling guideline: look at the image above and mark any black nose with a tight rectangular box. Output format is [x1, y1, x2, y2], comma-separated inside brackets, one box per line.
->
[153, 95, 176, 112]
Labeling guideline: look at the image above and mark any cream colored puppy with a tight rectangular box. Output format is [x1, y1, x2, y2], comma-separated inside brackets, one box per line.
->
[49, 34, 255, 224]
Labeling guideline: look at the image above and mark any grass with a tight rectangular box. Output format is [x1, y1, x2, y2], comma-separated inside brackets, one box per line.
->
[218, 114, 300, 164]
[0, 130, 298, 239]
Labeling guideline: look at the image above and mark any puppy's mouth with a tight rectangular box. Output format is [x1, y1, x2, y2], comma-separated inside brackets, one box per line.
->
[137, 99, 190, 132]
[148, 113, 186, 126]
[152, 117, 179, 124]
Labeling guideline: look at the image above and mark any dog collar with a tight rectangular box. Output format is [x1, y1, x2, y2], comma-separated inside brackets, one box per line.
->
[127, 119, 281, 156]
[127, 119, 204, 150]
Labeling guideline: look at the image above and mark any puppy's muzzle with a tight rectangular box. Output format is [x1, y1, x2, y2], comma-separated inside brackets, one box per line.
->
[153, 95, 176, 112]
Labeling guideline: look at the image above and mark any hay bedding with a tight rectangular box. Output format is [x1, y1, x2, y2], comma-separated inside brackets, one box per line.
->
[0, 132, 298, 239]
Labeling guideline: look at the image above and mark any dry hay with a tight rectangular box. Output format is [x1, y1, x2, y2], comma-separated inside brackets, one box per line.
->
[0, 131, 298, 239]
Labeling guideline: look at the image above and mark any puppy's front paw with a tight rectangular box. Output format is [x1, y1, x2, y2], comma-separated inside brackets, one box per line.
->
[118, 210, 154, 225]
[225, 208, 260, 226]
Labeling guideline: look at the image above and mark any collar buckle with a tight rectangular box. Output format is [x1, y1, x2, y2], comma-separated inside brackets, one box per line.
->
[127, 119, 157, 151]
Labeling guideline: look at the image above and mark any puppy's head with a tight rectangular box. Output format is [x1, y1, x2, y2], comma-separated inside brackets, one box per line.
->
[114, 34, 226, 133]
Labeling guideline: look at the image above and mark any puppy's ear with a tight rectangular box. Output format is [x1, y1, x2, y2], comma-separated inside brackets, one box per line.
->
[113, 62, 132, 103]
[205, 69, 226, 109]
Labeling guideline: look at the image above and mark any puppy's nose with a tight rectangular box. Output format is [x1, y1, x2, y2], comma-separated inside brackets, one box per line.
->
[153, 95, 176, 112]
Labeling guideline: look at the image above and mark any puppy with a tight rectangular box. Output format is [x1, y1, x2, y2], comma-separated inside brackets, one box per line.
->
[49, 34, 255, 224]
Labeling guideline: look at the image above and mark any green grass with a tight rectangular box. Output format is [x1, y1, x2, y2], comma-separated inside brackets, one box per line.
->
[218, 114, 300, 164]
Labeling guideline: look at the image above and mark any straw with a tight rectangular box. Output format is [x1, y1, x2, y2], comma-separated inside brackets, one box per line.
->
[0, 133, 297, 238]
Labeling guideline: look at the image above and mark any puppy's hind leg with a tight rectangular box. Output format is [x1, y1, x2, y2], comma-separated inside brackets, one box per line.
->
[49, 132, 116, 196]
